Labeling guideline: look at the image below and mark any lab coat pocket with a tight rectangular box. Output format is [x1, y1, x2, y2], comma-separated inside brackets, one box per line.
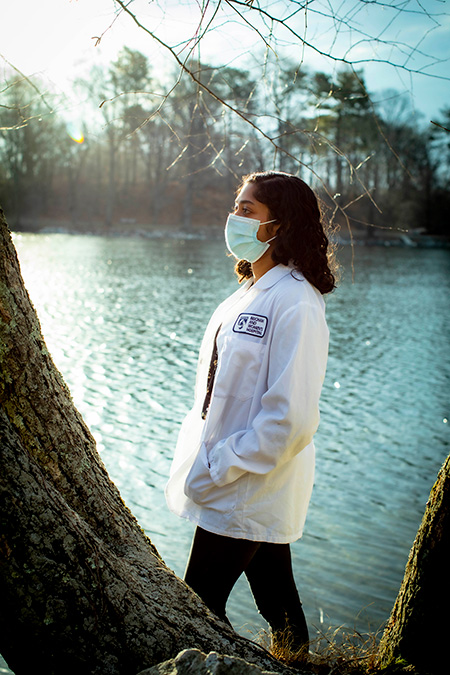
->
[184, 443, 237, 515]
[214, 335, 266, 402]
[184, 443, 214, 503]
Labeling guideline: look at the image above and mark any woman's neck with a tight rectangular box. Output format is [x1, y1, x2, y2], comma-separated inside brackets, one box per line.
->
[251, 249, 278, 281]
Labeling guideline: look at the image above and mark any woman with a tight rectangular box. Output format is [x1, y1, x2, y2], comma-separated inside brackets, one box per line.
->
[165, 171, 336, 654]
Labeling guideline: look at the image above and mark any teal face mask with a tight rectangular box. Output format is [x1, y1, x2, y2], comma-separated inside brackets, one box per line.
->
[225, 214, 277, 263]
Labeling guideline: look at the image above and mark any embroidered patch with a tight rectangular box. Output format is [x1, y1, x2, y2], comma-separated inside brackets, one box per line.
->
[233, 313, 268, 338]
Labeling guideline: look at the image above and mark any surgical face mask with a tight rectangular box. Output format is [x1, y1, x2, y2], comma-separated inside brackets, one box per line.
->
[225, 214, 277, 263]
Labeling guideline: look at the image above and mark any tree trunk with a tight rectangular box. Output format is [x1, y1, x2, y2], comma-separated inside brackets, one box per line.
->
[377, 454, 450, 674]
[105, 130, 117, 228]
[0, 206, 297, 675]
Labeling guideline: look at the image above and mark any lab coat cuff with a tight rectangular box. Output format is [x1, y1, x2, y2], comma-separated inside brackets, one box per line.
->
[199, 442, 212, 472]
[208, 446, 225, 487]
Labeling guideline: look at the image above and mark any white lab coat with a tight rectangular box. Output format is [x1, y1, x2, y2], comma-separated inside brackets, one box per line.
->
[165, 263, 329, 543]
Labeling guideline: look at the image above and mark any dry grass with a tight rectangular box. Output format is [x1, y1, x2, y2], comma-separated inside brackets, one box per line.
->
[253, 625, 418, 675]
[305, 626, 383, 675]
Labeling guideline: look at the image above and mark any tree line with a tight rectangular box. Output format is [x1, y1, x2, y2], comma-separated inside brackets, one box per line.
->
[1, 46, 449, 238]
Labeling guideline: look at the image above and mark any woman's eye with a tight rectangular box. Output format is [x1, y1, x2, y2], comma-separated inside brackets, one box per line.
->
[233, 204, 251, 216]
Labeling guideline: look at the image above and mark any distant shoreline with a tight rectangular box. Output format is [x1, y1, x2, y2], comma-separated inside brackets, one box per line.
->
[10, 219, 450, 249]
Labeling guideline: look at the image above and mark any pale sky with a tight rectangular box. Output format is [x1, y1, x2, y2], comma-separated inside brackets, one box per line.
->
[1, 0, 449, 124]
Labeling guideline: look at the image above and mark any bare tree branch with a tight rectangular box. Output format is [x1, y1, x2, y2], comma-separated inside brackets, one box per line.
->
[0, 52, 54, 113]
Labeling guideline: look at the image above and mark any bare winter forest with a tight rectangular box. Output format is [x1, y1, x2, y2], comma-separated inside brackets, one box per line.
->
[1, 47, 449, 240]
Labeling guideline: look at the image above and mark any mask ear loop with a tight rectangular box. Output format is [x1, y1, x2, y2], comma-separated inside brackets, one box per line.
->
[260, 219, 278, 245]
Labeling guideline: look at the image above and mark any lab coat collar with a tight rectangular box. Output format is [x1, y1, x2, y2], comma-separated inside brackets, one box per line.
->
[252, 263, 302, 291]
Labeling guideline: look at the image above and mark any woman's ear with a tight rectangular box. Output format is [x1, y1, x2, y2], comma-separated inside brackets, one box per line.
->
[268, 221, 281, 237]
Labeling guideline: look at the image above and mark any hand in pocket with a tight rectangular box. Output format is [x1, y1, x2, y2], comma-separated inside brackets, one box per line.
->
[184, 443, 214, 504]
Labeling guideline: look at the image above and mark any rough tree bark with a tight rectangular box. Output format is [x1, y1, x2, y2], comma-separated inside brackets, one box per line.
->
[377, 454, 449, 674]
[0, 204, 298, 675]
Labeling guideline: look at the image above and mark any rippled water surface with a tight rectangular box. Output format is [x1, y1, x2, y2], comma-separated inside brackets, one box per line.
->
[6, 232, 450, 659]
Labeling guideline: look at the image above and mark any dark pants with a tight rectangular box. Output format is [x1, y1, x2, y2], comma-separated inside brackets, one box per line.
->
[184, 527, 309, 650]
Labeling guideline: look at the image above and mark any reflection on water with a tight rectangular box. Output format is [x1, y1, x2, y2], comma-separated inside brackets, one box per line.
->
[10, 233, 450, 645]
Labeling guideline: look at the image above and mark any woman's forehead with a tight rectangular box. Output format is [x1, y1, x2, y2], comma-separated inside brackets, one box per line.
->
[235, 182, 258, 204]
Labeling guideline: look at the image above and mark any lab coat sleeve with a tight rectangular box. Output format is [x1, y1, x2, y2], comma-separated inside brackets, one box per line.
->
[207, 301, 329, 488]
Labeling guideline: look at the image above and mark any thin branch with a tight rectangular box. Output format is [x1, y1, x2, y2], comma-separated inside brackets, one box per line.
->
[430, 120, 450, 133]
[225, 0, 450, 82]
[92, 0, 127, 47]
[0, 53, 54, 113]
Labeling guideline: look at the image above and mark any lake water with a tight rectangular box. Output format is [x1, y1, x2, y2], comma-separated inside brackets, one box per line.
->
[2, 232, 449, 671]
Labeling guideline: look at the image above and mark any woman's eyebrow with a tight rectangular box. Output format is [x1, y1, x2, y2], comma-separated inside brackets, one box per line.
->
[235, 199, 255, 206]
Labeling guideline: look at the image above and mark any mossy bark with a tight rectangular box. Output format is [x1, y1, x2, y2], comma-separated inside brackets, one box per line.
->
[0, 207, 298, 675]
[377, 454, 450, 674]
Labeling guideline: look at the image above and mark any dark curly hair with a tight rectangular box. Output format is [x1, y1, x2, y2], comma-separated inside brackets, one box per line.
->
[234, 171, 337, 295]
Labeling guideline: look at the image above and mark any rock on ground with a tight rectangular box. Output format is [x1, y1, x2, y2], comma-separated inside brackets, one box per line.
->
[137, 648, 285, 675]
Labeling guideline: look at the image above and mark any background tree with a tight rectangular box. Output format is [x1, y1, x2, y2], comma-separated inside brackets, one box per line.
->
[75, 47, 153, 228]
[311, 70, 371, 196]
[203, 64, 259, 192]
[0, 77, 66, 228]
[426, 107, 450, 234]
